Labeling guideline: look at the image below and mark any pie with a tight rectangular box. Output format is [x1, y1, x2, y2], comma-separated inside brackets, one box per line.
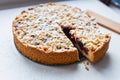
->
[12, 3, 111, 64]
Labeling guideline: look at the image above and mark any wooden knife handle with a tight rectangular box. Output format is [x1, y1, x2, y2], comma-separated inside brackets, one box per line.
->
[86, 10, 120, 34]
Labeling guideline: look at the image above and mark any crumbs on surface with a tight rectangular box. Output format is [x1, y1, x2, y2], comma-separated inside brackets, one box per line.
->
[84, 60, 90, 71]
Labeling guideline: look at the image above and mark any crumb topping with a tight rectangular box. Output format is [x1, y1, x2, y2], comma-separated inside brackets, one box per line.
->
[13, 3, 110, 52]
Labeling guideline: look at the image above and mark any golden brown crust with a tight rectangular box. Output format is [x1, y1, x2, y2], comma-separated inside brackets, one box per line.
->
[13, 33, 79, 64]
[92, 38, 110, 62]
[81, 37, 110, 63]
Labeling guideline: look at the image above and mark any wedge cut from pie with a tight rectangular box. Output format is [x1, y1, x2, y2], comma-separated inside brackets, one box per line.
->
[12, 3, 111, 64]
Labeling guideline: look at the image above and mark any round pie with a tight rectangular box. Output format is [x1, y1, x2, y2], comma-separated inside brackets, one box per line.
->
[12, 3, 111, 64]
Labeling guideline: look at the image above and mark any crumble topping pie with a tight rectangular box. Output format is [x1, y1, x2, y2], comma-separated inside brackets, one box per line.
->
[12, 3, 111, 64]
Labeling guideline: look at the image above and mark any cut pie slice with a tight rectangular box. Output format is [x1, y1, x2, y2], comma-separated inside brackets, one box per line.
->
[60, 10, 111, 62]
[12, 3, 111, 64]
[62, 26, 110, 63]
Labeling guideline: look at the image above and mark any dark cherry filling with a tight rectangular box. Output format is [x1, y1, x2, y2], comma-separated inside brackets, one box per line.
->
[62, 26, 89, 59]
[75, 38, 89, 54]
[62, 26, 72, 39]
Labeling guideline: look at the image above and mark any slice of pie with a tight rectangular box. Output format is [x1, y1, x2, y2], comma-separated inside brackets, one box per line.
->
[12, 3, 111, 64]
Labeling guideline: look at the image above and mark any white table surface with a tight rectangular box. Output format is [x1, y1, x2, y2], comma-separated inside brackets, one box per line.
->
[109, 4, 120, 16]
[0, 0, 120, 80]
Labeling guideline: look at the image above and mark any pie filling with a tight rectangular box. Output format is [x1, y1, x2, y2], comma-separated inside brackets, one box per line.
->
[62, 26, 89, 59]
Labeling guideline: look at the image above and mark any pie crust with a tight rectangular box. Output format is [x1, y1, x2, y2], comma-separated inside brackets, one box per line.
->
[12, 3, 111, 64]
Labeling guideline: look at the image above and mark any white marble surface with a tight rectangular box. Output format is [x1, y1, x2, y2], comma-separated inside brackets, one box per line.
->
[0, 0, 120, 80]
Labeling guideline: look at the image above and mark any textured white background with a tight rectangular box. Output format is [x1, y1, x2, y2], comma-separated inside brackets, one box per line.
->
[0, 0, 120, 80]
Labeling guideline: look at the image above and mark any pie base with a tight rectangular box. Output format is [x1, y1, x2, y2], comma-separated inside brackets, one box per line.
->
[14, 34, 79, 65]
